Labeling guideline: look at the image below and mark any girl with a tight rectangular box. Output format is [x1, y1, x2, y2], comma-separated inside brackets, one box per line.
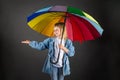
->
[21, 22, 75, 80]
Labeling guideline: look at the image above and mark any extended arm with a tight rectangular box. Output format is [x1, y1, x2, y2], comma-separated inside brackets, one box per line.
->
[21, 38, 50, 50]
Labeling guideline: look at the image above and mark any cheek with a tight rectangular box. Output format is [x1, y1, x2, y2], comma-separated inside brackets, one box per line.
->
[58, 30, 61, 35]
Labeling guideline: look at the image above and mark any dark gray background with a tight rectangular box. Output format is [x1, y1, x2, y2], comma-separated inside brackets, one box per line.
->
[0, 0, 120, 80]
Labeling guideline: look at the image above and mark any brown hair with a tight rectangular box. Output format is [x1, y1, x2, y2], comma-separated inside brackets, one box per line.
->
[54, 22, 67, 40]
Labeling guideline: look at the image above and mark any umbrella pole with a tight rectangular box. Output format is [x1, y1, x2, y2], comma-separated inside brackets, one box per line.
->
[61, 16, 66, 42]
[50, 16, 67, 64]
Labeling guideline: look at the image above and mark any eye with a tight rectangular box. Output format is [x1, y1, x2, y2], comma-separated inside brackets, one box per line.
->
[54, 27, 60, 32]
[54, 29, 59, 31]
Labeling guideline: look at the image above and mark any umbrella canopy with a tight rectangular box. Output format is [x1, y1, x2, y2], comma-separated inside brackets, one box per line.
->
[27, 5, 103, 43]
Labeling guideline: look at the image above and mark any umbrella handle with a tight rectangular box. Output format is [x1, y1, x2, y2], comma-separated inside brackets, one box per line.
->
[50, 39, 67, 65]
[50, 41, 62, 64]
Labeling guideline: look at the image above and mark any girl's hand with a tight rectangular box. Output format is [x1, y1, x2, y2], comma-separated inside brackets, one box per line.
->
[59, 44, 69, 53]
[59, 44, 64, 49]
[21, 40, 30, 44]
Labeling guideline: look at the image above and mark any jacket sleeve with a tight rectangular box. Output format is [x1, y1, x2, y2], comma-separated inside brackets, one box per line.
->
[66, 39, 75, 57]
[28, 38, 50, 50]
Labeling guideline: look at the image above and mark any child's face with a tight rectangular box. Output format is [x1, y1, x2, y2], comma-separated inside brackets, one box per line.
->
[54, 26, 61, 37]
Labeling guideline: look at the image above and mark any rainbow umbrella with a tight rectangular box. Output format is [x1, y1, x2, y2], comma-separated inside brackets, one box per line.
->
[27, 5, 103, 43]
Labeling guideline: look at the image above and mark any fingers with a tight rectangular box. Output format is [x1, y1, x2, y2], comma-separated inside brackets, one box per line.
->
[21, 40, 30, 44]
[58, 44, 69, 53]
[58, 44, 64, 49]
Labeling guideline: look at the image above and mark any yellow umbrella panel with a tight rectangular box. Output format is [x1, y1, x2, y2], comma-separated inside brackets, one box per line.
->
[27, 12, 66, 37]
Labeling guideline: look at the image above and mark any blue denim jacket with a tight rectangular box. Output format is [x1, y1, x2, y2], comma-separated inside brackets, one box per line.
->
[29, 38, 75, 76]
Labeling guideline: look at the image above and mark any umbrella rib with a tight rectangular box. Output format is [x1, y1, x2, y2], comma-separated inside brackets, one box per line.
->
[40, 16, 62, 35]
[31, 12, 64, 32]
[33, 12, 65, 27]
[80, 17, 100, 39]
[70, 15, 85, 42]
[77, 17, 96, 40]
[69, 13, 100, 40]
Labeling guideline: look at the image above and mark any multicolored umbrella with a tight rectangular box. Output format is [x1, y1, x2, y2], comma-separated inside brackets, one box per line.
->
[27, 5, 103, 43]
